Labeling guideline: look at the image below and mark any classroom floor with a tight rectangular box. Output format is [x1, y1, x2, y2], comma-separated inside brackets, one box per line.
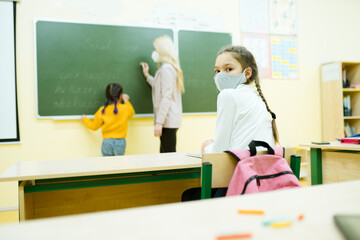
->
[0, 210, 18, 224]
[300, 178, 308, 187]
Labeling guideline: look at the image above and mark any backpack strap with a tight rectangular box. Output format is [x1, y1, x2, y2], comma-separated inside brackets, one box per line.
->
[224, 150, 249, 162]
[248, 140, 274, 156]
[225, 140, 284, 162]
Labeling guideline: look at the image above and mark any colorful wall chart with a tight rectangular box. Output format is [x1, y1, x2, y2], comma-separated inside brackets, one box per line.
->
[271, 36, 297, 79]
[240, 0, 298, 79]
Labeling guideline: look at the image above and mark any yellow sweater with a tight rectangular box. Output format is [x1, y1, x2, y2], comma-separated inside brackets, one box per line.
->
[82, 101, 135, 139]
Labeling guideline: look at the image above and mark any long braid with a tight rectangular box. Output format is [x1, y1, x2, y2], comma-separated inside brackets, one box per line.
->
[102, 83, 113, 115]
[102, 99, 109, 114]
[102, 83, 123, 114]
[113, 85, 118, 114]
[254, 79, 279, 145]
[103, 83, 123, 115]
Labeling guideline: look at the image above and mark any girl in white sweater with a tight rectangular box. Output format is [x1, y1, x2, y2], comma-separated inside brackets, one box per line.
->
[202, 46, 279, 153]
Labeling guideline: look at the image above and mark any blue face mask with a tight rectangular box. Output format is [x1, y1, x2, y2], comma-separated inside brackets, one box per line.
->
[214, 68, 247, 91]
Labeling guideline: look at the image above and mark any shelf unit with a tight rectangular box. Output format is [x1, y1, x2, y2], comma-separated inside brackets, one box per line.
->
[320, 62, 360, 141]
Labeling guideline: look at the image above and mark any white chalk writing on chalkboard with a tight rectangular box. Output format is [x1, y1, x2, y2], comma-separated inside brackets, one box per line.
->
[53, 98, 100, 109]
[84, 38, 112, 50]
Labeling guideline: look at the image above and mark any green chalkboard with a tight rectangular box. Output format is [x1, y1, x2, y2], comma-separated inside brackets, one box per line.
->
[36, 21, 232, 117]
[179, 30, 232, 113]
[36, 21, 172, 117]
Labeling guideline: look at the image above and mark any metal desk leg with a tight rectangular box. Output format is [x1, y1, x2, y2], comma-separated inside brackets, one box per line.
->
[310, 148, 322, 185]
[201, 162, 212, 199]
[290, 155, 301, 180]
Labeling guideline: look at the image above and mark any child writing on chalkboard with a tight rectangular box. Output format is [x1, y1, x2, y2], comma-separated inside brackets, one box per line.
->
[81, 83, 135, 156]
[201, 45, 279, 154]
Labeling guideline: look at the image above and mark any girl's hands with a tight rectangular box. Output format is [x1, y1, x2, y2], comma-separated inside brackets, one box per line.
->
[201, 139, 214, 154]
[154, 123, 163, 137]
[80, 115, 86, 121]
[140, 62, 150, 78]
[121, 94, 130, 102]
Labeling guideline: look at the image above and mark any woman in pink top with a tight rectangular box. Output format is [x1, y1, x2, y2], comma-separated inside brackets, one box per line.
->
[140, 35, 185, 152]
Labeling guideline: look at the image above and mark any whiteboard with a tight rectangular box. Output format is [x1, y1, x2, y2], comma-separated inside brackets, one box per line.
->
[0, 1, 19, 143]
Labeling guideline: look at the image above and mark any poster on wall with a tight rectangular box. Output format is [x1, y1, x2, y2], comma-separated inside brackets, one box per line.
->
[270, 36, 297, 79]
[269, 0, 297, 35]
[240, 0, 269, 33]
[241, 33, 271, 79]
[239, 0, 298, 80]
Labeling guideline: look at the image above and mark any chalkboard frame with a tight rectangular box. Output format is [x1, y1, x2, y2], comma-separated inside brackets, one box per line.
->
[34, 19, 232, 119]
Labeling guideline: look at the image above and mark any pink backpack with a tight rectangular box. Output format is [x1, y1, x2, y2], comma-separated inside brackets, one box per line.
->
[226, 140, 301, 196]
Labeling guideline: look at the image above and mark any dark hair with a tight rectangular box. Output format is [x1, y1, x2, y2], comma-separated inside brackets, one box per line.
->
[217, 45, 279, 145]
[102, 83, 123, 114]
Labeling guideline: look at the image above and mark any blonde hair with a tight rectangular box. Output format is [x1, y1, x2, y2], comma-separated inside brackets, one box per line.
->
[153, 35, 185, 93]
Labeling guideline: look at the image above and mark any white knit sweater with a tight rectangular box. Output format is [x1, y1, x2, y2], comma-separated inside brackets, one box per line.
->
[205, 84, 274, 153]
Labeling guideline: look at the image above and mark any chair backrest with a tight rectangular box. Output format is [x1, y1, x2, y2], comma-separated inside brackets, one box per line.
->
[202, 147, 297, 188]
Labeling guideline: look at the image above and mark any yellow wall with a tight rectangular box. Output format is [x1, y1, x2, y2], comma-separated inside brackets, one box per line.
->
[1, 0, 360, 208]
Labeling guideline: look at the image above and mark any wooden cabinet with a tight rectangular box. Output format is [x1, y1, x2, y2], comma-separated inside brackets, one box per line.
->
[320, 62, 360, 141]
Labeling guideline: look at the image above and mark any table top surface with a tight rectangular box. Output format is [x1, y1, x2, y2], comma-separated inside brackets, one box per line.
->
[300, 141, 360, 151]
[0, 152, 201, 182]
[1, 180, 359, 240]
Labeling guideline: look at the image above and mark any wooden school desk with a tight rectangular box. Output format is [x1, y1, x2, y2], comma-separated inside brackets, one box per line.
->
[0, 152, 201, 221]
[300, 142, 360, 185]
[1, 180, 359, 240]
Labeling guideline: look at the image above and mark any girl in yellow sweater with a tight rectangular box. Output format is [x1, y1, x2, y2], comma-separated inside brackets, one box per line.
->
[81, 83, 135, 156]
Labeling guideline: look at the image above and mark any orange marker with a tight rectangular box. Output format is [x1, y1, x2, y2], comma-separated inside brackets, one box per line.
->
[237, 209, 264, 215]
[298, 214, 304, 221]
[217, 233, 252, 240]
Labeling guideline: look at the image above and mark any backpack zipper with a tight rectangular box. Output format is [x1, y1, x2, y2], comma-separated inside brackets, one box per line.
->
[241, 171, 294, 195]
